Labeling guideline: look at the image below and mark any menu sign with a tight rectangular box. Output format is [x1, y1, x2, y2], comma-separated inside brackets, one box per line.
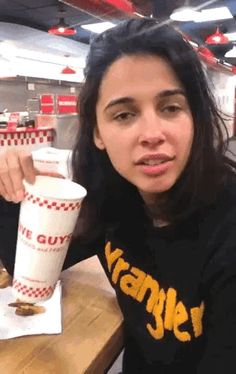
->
[57, 95, 77, 114]
[40, 95, 55, 114]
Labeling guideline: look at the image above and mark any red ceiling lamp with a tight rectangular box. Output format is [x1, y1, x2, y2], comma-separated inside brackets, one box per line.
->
[48, 17, 76, 36]
[205, 27, 229, 45]
[61, 66, 76, 74]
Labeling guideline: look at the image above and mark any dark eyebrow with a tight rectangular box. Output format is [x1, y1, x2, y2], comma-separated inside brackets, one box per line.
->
[104, 89, 186, 112]
[104, 97, 134, 112]
[158, 89, 186, 99]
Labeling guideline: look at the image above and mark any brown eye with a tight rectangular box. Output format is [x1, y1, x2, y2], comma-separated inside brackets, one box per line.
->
[163, 105, 181, 114]
[113, 112, 135, 122]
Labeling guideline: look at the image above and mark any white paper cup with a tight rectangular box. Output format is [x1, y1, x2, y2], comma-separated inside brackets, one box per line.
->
[12, 175, 87, 303]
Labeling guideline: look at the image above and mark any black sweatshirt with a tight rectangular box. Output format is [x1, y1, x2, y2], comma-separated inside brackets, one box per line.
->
[1, 178, 236, 373]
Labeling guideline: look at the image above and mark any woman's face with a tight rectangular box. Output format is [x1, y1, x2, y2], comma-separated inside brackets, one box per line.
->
[94, 54, 194, 203]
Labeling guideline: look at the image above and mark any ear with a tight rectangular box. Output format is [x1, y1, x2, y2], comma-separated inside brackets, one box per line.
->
[93, 126, 105, 150]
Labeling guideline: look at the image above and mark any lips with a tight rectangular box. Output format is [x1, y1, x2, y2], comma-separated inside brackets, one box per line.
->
[135, 153, 174, 165]
[135, 153, 174, 176]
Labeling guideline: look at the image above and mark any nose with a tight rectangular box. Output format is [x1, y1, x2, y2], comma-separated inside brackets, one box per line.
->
[138, 110, 166, 146]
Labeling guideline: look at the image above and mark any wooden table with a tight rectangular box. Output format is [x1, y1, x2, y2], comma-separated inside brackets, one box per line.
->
[0, 256, 124, 373]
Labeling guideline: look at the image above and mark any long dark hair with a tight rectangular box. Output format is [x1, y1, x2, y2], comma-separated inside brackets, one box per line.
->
[72, 18, 236, 240]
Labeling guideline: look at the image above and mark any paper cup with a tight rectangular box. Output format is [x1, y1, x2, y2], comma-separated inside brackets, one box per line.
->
[12, 175, 87, 303]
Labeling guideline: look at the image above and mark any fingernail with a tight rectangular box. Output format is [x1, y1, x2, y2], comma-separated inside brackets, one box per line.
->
[4, 194, 11, 201]
[26, 174, 36, 184]
[15, 190, 24, 201]
[11, 194, 18, 203]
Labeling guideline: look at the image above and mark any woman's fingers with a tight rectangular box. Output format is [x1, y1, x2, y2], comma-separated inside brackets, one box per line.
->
[0, 152, 16, 201]
[0, 150, 36, 203]
[37, 170, 65, 179]
[7, 150, 25, 202]
[18, 150, 36, 184]
[0, 149, 65, 203]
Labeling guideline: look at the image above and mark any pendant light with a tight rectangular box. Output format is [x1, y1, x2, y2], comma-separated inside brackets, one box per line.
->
[48, 3, 76, 36]
[205, 27, 229, 45]
[61, 66, 76, 74]
[48, 17, 76, 36]
[205, 28, 232, 59]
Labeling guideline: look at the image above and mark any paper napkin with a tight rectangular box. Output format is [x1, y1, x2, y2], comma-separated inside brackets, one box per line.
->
[0, 278, 62, 340]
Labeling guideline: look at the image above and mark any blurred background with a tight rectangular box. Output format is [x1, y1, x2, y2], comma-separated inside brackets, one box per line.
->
[0, 0, 235, 152]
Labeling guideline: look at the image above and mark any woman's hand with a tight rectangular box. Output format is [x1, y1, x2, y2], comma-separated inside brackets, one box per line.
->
[0, 150, 36, 203]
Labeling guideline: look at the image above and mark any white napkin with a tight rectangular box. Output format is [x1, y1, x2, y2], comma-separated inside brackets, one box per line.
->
[0, 281, 62, 339]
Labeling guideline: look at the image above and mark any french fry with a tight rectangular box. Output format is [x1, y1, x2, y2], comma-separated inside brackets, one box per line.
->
[8, 302, 35, 308]
[15, 306, 35, 316]
[15, 304, 46, 316]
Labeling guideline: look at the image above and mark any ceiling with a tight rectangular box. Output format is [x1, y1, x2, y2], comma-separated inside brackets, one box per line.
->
[0, 0, 235, 66]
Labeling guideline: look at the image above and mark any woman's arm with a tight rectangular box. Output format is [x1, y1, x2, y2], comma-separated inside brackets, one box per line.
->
[0, 199, 20, 275]
[62, 235, 104, 270]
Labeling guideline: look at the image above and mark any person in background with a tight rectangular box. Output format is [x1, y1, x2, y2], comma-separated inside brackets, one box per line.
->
[1, 18, 236, 373]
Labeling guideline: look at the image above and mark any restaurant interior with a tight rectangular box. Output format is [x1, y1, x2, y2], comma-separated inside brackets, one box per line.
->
[0, 1, 236, 373]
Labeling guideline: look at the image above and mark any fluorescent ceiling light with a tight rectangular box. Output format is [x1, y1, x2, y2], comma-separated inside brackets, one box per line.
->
[0, 42, 17, 58]
[170, 7, 199, 22]
[0, 58, 16, 78]
[225, 46, 236, 58]
[0, 41, 86, 68]
[225, 32, 236, 41]
[81, 22, 115, 34]
[12, 58, 84, 82]
[194, 7, 233, 22]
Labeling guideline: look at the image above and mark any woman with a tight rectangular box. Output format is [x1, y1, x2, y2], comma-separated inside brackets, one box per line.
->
[1, 18, 236, 373]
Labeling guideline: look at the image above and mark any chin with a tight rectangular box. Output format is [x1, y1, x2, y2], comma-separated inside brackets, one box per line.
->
[139, 179, 176, 195]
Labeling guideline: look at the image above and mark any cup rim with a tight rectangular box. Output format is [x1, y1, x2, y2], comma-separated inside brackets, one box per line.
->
[23, 175, 87, 201]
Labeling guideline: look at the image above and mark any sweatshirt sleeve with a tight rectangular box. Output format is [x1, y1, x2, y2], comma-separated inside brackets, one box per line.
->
[0, 199, 103, 275]
[62, 235, 104, 270]
[198, 230, 236, 373]
[0, 200, 20, 276]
